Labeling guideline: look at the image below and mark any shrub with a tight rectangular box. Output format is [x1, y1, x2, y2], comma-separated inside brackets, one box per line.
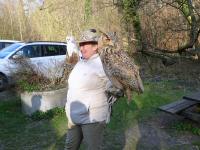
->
[10, 57, 66, 92]
[31, 107, 65, 121]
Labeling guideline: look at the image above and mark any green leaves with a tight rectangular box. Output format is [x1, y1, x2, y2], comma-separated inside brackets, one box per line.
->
[31, 107, 65, 121]
[176, 0, 193, 24]
[172, 122, 200, 136]
[17, 80, 40, 92]
[121, 0, 142, 46]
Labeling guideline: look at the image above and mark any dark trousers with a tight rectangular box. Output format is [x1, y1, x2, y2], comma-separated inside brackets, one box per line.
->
[65, 122, 106, 150]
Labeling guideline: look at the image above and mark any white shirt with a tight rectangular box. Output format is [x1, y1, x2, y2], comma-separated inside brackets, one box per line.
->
[65, 54, 110, 124]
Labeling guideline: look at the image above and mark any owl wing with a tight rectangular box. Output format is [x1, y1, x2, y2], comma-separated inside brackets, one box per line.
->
[106, 50, 140, 90]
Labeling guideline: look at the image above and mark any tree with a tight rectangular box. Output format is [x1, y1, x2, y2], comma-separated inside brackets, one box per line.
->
[117, 0, 200, 62]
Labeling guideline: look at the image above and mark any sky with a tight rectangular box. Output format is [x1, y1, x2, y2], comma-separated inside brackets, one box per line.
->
[0, 0, 44, 6]
[0, 0, 45, 16]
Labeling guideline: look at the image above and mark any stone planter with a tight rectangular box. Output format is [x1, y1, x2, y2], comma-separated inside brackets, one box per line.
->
[21, 88, 67, 115]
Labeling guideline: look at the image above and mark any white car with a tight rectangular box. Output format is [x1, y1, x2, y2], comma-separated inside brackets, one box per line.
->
[0, 40, 20, 50]
[0, 41, 67, 91]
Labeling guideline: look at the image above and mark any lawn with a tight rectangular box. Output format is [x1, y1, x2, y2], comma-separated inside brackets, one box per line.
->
[0, 81, 199, 150]
[0, 99, 67, 150]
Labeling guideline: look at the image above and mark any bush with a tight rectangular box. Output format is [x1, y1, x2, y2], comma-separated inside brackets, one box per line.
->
[31, 107, 65, 121]
[11, 57, 66, 92]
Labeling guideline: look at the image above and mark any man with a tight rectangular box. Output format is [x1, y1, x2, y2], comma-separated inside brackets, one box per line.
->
[65, 29, 111, 150]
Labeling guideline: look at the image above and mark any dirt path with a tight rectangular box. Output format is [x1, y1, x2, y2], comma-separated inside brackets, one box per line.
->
[103, 112, 200, 150]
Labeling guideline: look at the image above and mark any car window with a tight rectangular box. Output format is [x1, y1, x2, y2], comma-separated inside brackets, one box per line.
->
[0, 43, 4, 49]
[4, 42, 13, 47]
[0, 43, 23, 59]
[59, 45, 67, 55]
[42, 45, 66, 56]
[15, 45, 41, 58]
[0, 42, 16, 50]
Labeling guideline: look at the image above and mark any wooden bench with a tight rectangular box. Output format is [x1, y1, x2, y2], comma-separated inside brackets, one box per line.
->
[159, 91, 200, 122]
[183, 91, 200, 102]
[159, 99, 198, 114]
[181, 108, 200, 123]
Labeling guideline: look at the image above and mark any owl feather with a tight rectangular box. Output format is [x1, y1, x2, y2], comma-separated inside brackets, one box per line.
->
[98, 32, 144, 103]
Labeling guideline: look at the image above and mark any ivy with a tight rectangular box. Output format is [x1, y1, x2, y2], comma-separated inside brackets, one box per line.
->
[176, 0, 192, 24]
[84, 0, 92, 22]
[120, 0, 142, 47]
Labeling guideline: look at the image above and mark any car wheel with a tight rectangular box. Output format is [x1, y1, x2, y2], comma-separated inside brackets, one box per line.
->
[0, 74, 8, 91]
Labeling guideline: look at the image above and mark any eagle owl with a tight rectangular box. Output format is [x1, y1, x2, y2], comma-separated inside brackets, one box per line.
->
[61, 36, 80, 83]
[98, 32, 144, 103]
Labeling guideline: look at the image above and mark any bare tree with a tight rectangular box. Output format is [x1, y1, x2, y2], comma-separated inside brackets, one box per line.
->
[137, 0, 200, 64]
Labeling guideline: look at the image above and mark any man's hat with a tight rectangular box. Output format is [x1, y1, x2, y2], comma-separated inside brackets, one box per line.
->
[78, 29, 99, 44]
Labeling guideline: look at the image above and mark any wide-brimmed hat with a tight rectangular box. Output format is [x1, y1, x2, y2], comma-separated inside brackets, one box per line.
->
[78, 29, 99, 45]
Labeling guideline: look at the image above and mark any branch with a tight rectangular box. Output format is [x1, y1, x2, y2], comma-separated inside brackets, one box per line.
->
[140, 49, 199, 61]
[147, 27, 200, 54]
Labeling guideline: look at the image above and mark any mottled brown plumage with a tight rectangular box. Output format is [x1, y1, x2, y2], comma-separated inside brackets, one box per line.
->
[60, 36, 80, 83]
[98, 32, 144, 103]
[61, 52, 79, 83]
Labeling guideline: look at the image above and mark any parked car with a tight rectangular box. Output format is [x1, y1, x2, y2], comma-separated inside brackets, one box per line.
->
[0, 41, 67, 91]
[0, 40, 20, 50]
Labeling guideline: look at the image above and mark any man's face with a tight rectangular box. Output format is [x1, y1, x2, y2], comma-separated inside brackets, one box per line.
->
[79, 42, 98, 60]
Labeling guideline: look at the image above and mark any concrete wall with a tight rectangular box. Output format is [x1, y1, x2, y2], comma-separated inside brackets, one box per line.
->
[21, 88, 67, 115]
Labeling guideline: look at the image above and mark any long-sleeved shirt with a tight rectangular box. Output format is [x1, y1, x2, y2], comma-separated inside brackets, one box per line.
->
[65, 54, 110, 125]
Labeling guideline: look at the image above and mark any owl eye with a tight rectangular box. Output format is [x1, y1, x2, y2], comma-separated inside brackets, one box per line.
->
[89, 29, 97, 33]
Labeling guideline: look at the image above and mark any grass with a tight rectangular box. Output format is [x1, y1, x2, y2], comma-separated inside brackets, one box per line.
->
[0, 99, 67, 150]
[0, 81, 199, 149]
[172, 122, 200, 136]
[108, 80, 192, 130]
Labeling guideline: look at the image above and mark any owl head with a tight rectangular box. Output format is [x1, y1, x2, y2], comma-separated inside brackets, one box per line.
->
[66, 36, 80, 59]
[98, 31, 118, 49]
[66, 36, 76, 44]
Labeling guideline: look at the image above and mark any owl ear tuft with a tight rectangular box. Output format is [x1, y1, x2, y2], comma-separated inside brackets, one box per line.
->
[98, 30, 109, 40]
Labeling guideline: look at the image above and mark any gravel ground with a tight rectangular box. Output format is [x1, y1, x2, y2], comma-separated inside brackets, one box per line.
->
[103, 112, 200, 150]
